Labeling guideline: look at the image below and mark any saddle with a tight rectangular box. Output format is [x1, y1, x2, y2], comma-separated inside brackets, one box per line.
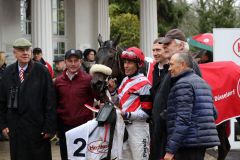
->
[96, 102, 117, 160]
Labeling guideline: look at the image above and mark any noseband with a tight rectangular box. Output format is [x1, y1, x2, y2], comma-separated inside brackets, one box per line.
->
[91, 75, 111, 94]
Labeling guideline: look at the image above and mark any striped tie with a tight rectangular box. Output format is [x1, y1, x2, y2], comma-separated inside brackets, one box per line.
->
[19, 68, 24, 83]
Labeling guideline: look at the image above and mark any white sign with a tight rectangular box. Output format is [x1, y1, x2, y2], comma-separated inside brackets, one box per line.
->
[213, 28, 240, 149]
[213, 28, 240, 64]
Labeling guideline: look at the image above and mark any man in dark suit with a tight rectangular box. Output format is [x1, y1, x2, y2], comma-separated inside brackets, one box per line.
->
[0, 38, 56, 160]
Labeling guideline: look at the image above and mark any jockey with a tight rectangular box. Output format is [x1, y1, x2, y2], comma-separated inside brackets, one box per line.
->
[117, 47, 153, 160]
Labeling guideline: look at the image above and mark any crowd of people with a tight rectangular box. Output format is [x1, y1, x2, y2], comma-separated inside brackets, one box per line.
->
[0, 28, 223, 160]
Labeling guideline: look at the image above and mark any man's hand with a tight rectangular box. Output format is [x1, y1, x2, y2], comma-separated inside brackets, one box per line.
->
[41, 132, 52, 139]
[121, 111, 126, 119]
[2, 128, 9, 139]
[108, 78, 117, 93]
[164, 152, 174, 160]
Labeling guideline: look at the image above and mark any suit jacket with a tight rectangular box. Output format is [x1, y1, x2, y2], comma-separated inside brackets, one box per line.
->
[0, 60, 56, 160]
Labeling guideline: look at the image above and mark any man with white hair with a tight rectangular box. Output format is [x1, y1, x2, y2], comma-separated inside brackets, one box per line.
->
[151, 29, 202, 160]
[0, 38, 56, 160]
[160, 28, 201, 76]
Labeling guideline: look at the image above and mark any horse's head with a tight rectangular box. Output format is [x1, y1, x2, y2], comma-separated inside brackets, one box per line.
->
[91, 72, 108, 94]
[96, 34, 124, 84]
[89, 64, 112, 101]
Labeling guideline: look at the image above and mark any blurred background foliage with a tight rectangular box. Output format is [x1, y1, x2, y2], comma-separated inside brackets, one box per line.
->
[109, 0, 240, 48]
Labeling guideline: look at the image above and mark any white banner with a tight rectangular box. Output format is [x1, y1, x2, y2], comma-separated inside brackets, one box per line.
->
[213, 28, 240, 64]
[213, 28, 240, 149]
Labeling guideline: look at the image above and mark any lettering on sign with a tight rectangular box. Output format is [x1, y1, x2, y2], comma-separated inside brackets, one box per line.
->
[233, 38, 240, 57]
[88, 140, 108, 154]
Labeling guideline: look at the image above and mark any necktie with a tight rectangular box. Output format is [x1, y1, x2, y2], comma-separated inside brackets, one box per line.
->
[19, 68, 24, 83]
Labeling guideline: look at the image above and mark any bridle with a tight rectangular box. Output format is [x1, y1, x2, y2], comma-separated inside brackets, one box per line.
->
[98, 45, 125, 77]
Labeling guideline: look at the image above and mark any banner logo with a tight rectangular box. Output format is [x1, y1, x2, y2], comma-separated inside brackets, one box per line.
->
[88, 140, 108, 154]
[237, 78, 240, 98]
[233, 38, 240, 57]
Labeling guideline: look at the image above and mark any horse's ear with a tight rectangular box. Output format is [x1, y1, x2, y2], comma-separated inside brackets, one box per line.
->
[98, 34, 104, 47]
[113, 34, 121, 47]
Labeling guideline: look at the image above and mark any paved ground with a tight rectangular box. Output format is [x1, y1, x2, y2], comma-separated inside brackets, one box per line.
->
[0, 141, 61, 160]
[206, 149, 240, 160]
[0, 140, 237, 160]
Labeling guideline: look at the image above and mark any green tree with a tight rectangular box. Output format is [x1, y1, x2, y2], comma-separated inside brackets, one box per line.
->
[109, 0, 190, 46]
[157, 0, 189, 35]
[179, 5, 200, 37]
[110, 0, 140, 16]
[110, 13, 140, 47]
[196, 0, 238, 33]
[109, 0, 140, 47]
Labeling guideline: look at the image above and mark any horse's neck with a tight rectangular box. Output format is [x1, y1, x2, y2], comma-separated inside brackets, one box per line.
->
[99, 90, 112, 103]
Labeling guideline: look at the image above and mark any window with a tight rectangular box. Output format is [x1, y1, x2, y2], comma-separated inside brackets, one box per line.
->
[20, 0, 31, 35]
[52, 0, 65, 36]
[53, 41, 65, 56]
[52, 0, 66, 57]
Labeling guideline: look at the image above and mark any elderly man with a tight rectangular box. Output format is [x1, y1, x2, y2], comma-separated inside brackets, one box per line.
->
[151, 29, 202, 160]
[0, 38, 56, 160]
[160, 29, 201, 76]
[164, 53, 219, 160]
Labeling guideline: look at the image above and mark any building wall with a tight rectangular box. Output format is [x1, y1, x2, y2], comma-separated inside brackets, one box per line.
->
[75, 0, 98, 51]
[65, 0, 76, 50]
[0, 0, 21, 63]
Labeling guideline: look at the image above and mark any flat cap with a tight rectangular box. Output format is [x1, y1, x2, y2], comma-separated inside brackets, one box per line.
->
[13, 38, 32, 48]
[53, 55, 65, 62]
[33, 48, 42, 54]
[160, 29, 186, 44]
[65, 49, 82, 59]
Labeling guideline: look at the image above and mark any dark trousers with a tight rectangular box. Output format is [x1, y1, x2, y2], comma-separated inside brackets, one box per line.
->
[217, 122, 231, 160]
[149, 117, 167, 160]
[58, 121, 75, 160]
[175, 147, 206, 160]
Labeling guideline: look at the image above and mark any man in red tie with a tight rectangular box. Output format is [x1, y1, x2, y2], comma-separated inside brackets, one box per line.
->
[0, 38, 56, 160]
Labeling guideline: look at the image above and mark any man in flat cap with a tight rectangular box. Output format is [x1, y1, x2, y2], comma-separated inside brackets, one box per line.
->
[54, 49, 95, 160]
[151, 29, 202, 160]
[0, 38, 56, 160]
[53, 55, 65, 78]
[32, 47, 54, 78]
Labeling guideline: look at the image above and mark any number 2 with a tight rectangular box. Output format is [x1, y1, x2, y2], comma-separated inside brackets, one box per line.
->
[73, 138, 86, 157]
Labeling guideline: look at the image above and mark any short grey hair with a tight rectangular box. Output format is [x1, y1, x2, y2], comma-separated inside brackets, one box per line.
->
[175, 52, 193, 68]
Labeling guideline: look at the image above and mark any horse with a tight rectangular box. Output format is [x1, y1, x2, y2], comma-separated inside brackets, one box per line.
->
[89, 64, 120, 160]
[96, 34, 124, 85]
[96, 34, 153, 85]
